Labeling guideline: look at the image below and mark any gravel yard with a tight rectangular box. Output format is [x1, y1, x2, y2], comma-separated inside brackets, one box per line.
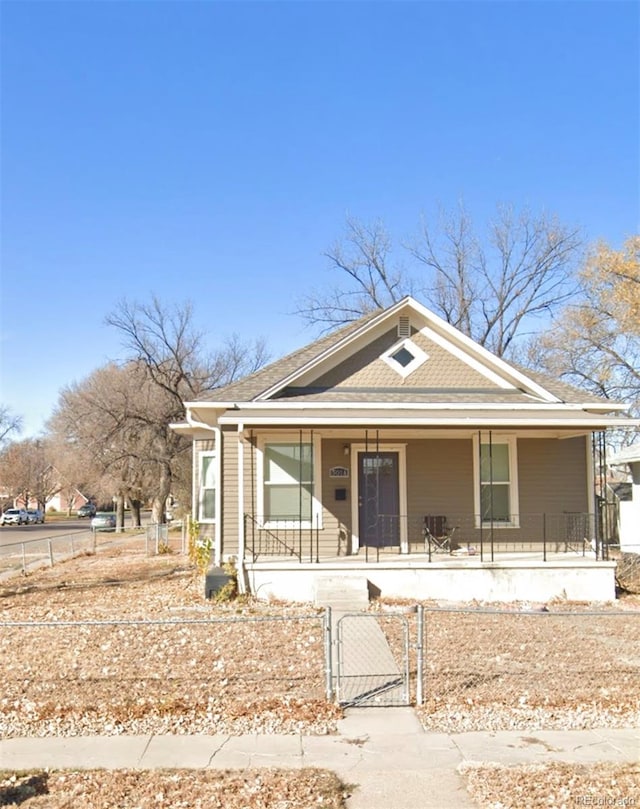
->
[1, 542, 639, 808]
[463, 761, 640, 809]
[0, 545, 341, 738]
[0, 768, 350, 808]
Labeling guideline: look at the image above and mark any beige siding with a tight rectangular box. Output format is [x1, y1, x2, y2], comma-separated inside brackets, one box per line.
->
[220, 425, 239, 557]
[232, 431, 592, 558]
[319, 439, 354, 556]
[518, 436, 588, 513]
[313, 328, 498, 391]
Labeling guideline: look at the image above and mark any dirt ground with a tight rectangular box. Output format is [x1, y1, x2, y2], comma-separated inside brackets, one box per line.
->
[0, 768, 350, 808]
[463, 761, 640, 809]
[1, 542, 639, 808]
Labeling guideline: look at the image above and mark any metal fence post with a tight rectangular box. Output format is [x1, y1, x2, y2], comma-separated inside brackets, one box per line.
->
[48, 539, 54, 567]
[416, 604, 424, 706]
[324, 606, 334, 701]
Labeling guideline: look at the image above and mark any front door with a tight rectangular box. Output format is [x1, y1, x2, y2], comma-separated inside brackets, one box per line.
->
[358, 452, 400, 548]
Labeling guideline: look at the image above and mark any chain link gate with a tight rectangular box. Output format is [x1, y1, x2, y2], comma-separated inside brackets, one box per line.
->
[334, 612, 411, 706]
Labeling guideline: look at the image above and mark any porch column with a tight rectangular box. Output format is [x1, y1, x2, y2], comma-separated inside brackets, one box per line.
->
[237, 424, 246, 593]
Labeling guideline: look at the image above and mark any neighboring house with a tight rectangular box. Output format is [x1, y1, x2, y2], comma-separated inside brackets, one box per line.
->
[609, 443, 640, 554]
[173, 297, 638, 603]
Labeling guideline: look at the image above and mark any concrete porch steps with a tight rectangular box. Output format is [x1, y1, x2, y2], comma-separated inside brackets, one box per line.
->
[313, 575, 370, 612]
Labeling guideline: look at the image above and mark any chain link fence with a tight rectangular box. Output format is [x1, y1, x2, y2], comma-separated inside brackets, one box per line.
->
[0, 531, 97, 577]
[0, 525, 188, 578]
[416, 606, 640, 731]
[0, 613, 332, 737]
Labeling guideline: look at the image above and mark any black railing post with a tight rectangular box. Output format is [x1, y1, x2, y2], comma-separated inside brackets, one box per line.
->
[543, 513, 547, 562]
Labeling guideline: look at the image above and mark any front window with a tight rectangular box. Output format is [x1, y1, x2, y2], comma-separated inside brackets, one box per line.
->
[264, 442, 313, 521]
[474, 435, 519, 527]
[198, 452, 216, 522]
[258, 435, 321, 527]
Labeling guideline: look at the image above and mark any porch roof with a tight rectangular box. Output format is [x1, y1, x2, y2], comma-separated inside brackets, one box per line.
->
[218, 406, 637, 429]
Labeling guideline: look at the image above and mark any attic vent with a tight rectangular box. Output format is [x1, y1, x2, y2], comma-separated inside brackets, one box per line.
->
[397, 316, 411, 338]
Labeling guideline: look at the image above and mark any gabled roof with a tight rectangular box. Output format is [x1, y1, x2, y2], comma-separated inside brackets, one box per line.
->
[190, 297, 620, 410]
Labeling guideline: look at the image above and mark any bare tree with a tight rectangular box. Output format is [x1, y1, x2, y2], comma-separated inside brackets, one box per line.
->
[0, 406, 22, 448]
[295, 217, 414, 330]
[296, 203, 583, 357]
[104, 297, 270, 524]
[0, 438, 60, 511]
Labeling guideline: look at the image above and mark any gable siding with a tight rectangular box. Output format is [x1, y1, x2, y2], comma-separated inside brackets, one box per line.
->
[309, 328, 500, 391]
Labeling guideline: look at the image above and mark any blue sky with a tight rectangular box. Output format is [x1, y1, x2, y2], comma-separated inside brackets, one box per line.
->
[1, 0, 639, 438]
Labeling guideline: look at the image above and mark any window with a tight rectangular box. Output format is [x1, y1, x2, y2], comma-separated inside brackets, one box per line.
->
[198, 452, 216, 522]
[259, 436, 321, 527]
[473, 435, 519, 527]
[381, 338, 428, 378]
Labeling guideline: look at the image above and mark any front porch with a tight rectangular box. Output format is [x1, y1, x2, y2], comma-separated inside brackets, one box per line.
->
[244, 510, 611, 563]
[243, 550, 618, 604]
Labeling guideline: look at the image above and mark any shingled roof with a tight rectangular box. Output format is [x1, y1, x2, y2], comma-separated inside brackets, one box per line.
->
[192, 299, 613, 409]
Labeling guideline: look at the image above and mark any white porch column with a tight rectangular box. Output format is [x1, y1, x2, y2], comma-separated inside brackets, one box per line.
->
[237, 424, 246, 593]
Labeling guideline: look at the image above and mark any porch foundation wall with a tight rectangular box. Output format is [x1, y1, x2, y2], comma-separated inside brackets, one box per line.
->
[244, 560, 617, 604]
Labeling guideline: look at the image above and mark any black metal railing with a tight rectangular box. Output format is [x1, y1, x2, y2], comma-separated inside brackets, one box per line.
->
[243, 511, 611, 564]
[244, 513, 320, 563]
[364, 512, 605, 563]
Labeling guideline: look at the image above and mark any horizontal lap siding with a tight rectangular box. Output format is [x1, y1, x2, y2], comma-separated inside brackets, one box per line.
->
[229, 433, 591, 557]
[518, 436, 589, 513]
[221, 426, 239, 557]
[319, 440, 353, 557]
[406, 439, 474, 519]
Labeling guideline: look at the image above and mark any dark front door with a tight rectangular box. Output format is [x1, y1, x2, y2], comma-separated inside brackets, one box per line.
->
[358, 452, 400, 548]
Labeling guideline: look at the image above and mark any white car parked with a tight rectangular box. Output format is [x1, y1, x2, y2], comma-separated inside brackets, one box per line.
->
[0, 508, 29, 525]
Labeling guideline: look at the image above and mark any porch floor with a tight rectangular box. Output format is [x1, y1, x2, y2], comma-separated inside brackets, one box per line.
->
[242, 549, 617, 604]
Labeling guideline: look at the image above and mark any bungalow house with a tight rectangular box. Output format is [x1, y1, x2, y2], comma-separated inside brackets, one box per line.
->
[173, 297, 637, 603]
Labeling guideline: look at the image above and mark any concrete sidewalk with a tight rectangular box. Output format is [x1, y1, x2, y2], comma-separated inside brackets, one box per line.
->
[1, 709, 638, 809]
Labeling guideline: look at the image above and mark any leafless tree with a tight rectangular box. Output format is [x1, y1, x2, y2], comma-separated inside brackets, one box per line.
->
[296, 217, 413, 330]
[0, 406, 22, 448]
[0, 438, 60, 511]
[51, 298, 270, 527]
[296, 203, 583, 357]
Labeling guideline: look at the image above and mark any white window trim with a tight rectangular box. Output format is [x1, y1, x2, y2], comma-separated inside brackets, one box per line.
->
[198, 450, 217, 524]
[256, 433, 323, 529]
[472, 434, 520, 528]
[380, 337, 429, 379]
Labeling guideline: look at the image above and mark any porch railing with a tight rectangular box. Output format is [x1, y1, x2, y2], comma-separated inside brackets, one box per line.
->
[365, 512, 604, 563]
[244, 513, 320, 563]
[244, 511, 612, 564]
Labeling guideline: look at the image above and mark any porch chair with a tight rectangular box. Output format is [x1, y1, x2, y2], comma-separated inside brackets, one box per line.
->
[423, 515, 457, 554]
